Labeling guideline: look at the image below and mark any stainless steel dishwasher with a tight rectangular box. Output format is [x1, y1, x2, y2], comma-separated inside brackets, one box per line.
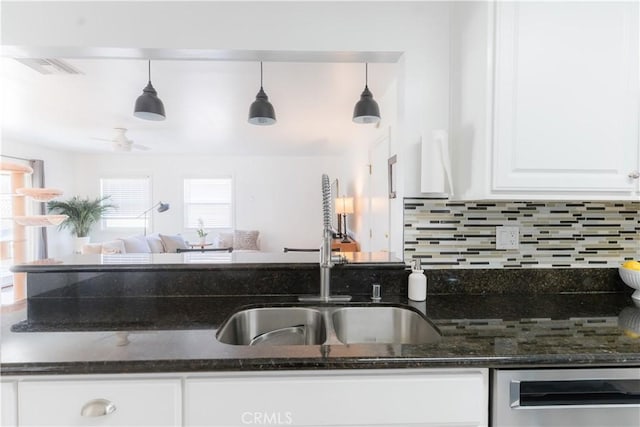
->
[492, 368, 640, 427]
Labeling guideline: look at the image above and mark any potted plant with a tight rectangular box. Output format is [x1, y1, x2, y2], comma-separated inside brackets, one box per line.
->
[196, 218, 208, 245]
[47, 196, 116, 252]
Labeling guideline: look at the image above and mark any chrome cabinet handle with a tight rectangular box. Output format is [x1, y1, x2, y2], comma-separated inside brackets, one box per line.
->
[629, 172, 640, 179]
[80, 399, 116, 417]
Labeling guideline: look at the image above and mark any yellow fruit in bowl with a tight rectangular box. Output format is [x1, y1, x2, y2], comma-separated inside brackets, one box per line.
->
[624, 329, 640, 339]
[622, 260, 640, 271]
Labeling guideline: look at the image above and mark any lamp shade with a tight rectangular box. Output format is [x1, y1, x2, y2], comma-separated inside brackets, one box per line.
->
[248, 87, 276, 125]
[352, 86, 380, 124]
[248, 62, 276, 126]
[157, 202, 170, 213]
[353, 63, 381, 124]
[335, 197, 354, 215]
[134, 60, 166, 121]
[134, 82, 166, 121]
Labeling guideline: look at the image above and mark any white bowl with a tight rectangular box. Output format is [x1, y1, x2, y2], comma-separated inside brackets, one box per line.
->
[618, 307, 640, 335]
[619, 267, 640, 301]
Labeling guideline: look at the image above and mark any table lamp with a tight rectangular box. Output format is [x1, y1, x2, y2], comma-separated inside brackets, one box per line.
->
[335, 196, 354, 243]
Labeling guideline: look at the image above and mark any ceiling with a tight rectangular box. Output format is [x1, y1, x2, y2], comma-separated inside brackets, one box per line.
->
[1, 57, 398, 156]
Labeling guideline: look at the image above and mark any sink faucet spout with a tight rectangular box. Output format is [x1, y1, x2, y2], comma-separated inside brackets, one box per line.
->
[299, 174, 351, 302]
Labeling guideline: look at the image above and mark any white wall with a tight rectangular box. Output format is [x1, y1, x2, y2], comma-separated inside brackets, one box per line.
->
[72, 153, 343, 252]
[1, 140, 77, 257]
[340, 78, 398, 254]
[2, 0, 453, 256]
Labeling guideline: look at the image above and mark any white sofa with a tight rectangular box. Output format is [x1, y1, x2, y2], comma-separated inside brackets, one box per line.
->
[81, 230, 260, 254]
[81, 233, 188, 254]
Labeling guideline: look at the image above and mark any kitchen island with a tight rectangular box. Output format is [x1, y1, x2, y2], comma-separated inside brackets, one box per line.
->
[2, 260, 640, 427]
[2, 259, 639, 374]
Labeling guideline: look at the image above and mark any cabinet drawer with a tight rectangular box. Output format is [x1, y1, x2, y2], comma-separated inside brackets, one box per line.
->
[185, 369, 487, 426]
[2, 381, 17, 427]
[18, 378, 181, 427]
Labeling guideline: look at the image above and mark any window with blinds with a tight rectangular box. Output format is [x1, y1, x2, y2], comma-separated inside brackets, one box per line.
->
[100, 177, 151, 229]
[0, 174, 15, 287]
[184, 178, 233, 229]
[0, 174, 13, 242]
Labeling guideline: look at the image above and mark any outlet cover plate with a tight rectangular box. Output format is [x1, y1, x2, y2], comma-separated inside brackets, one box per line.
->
[496, 226, 519, 250]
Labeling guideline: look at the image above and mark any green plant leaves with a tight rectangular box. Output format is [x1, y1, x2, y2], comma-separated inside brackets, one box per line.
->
[47, 196, 116, 237]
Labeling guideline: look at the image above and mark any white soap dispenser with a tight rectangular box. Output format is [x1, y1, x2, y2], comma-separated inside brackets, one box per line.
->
[408, 258, 427, 301]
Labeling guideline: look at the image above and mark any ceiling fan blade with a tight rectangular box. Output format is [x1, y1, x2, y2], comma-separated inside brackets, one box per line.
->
[132, 143, 151, 151]
[113, 142, 133, 152]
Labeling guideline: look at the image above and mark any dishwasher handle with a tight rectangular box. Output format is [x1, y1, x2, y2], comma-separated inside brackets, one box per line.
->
[510, 379, 640, 408]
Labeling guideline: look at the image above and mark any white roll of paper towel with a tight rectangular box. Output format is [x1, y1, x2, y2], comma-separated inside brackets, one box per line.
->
[420, 129, 453, 194]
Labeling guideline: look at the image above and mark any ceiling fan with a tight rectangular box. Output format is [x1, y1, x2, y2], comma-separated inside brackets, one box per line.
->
[93, 128, 150, 152]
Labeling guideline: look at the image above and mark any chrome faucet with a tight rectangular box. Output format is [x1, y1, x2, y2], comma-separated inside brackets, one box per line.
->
[299, 174, 351, 302]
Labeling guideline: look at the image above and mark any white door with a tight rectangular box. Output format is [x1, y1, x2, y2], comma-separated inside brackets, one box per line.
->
[367, 134, 390, 252]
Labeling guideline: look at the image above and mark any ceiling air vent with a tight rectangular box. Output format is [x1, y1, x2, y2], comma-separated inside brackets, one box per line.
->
[14, 58, 83, 75]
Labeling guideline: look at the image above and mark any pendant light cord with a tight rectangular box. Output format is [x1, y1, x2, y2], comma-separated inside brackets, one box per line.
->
[365, 62, 369, 88]
[260, 61, 264, 89]
[148, 60, 151, 83]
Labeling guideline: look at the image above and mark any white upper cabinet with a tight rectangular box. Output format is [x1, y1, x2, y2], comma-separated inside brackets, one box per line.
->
[493, 1, 639, 194]
[449, 1, 639, 200]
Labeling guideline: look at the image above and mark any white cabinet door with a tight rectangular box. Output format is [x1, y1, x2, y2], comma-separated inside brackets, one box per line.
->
[18, 378, 181, 427]
[185, 368, 488, 426]
[1, 381, 18, 427]
[492, 1, 639, 195]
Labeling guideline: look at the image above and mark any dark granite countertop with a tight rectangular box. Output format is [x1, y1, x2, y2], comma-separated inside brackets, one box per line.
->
[10, 252, 404, 273]
[2, 292, 639, 376]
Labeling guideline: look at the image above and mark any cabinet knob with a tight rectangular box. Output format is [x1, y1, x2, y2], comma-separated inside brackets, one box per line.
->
[629, 172, 640, 179]
[80, 398, 116, 417]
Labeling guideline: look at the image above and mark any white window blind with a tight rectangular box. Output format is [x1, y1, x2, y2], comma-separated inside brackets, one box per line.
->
[0, 174, 13, 242]
[100, 177, 151, 229]
[0, 174, 15, 286]
[184, 178, 232, 228]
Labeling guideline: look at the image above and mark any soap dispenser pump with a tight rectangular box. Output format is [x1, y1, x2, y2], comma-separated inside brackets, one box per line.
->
[408, 258, 427, 301]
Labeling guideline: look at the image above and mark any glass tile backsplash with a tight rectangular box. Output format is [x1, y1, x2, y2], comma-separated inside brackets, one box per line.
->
[404, 199, 639, 268]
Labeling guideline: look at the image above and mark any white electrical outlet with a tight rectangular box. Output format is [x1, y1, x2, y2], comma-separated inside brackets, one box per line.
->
[496, 226, 519, 250]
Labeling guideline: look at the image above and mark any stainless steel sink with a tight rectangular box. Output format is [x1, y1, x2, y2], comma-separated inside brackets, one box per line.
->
[216, 307, 326, 345]
[216, 304, 441, 346]
[331, 306, 441, 345]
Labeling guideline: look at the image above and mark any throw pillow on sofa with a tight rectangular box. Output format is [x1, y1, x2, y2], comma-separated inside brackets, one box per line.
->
[81, 240, 126, 254]
[146, 233, 165, 253]
[119, 235, 152, 253]
[101, 239, 126, 254]
[80, 243, 103, 254]
[234, 230, 260, 251]
[215, 232, 234, 249]
[159, 234, 188, 253]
